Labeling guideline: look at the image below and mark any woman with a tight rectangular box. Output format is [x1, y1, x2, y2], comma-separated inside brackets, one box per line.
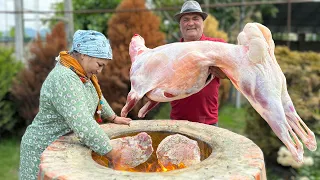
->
[19, 30, 133, 179]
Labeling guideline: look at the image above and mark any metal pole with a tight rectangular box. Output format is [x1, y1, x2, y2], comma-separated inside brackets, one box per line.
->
[4, 1, 8, 45]
[287, 0, 292, 48]
[236, 0, 245, 109]
[35, 0, 40, 31]
[64, 0, 74, 47]
[204, 0, 210, 13]
[14, 0, 24, 62]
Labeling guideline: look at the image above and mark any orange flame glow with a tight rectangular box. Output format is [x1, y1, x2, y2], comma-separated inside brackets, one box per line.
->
[92, 132, 212, 172]
[92, 153, 186, 172]
[125, 161, 186, 172]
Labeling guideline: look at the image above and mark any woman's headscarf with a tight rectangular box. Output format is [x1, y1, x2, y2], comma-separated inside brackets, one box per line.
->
[70, 30, 113, 59]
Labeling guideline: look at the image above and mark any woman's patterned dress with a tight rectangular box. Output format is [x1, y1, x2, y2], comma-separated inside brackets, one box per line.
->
[19, 63, 115, 180]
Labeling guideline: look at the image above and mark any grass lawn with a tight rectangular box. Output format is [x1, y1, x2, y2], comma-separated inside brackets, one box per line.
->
[218, 104, 247, 135]
[152, 102, 171, 120]
[0, 137, 20, 180]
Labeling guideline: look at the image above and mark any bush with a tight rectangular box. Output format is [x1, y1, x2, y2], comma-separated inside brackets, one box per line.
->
[0, 48, 23, 137]
[11, 22, 67, 130]
[296, 135, 320, 179]
[98, 0, 165, 119]
[244, 47, 320, 177]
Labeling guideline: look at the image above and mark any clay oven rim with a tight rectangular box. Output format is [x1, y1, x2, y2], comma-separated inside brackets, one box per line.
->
[97, 120, 250, 171]
[40, 120, 266, 179]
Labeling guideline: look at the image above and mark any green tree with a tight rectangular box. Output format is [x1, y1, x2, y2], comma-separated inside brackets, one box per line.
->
[245, 46, 320, 163]
[0, 48, 23, 137]
[153, 0, 278, 43]
[51, 0, 278, 43]
[203, 0, 278, 43]
[11, 22, 67, 128]
[204, 14, 228, 41]
[98, 0, 165, 119]
[152, 0, 184, 43]
[52, 0, 121, 34]
[9, 27, 15, 38]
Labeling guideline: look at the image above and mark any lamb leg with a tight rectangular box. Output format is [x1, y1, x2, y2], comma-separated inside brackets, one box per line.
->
[121, 90, 142, 117]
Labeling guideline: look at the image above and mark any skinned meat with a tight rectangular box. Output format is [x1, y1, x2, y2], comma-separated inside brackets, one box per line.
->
[120, 23, 317, 163]
[156, 134, 200, 167]
[109, 132, 153, 169]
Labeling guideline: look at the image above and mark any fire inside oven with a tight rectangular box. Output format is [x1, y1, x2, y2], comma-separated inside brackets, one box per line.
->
[92, 131, 212, 172]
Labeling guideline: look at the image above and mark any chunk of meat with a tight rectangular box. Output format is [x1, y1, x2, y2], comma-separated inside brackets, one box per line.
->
[120, 23, 317, 163]
[156, 134, 200, 167]
[109, 132, 153, 169]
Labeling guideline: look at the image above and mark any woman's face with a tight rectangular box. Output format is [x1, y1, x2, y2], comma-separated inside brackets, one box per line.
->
[79, 54, 109, 78]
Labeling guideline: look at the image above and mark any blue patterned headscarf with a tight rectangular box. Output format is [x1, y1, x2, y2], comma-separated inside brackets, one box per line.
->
[70, 30, 113, 60]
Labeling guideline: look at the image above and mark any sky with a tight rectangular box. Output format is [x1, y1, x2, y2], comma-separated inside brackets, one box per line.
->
[0, 0, 63, 32]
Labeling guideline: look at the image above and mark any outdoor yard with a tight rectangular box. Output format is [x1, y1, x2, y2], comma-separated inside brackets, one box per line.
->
[1, 0, 319, 179]
[0, 103, 247, 180]
[1, 103, 319, 179]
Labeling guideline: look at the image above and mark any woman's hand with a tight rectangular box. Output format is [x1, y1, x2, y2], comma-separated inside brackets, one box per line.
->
[111, 115, 131, 125]
[104, 149, 122, 168]
[209, 66, 227, 79]
[104, 132, 153, 169]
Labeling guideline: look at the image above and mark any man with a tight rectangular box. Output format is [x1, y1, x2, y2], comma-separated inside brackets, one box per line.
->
[170, 0, 227, 126]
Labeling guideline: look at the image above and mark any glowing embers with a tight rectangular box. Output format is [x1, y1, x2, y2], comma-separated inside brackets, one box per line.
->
[92, 131, 212, 172]
[92, 155, 186, 172]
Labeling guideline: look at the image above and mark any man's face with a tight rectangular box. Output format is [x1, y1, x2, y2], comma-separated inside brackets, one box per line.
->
[179, 13, 204, 42]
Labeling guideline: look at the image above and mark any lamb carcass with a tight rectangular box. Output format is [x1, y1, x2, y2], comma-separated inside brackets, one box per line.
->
[156, 134, 200, 167]
[109, 132, 153, 169]
[120, 23, 317, 163]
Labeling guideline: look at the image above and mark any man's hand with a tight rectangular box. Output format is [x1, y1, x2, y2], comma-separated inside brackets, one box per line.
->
[209, 66, 227, 79]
